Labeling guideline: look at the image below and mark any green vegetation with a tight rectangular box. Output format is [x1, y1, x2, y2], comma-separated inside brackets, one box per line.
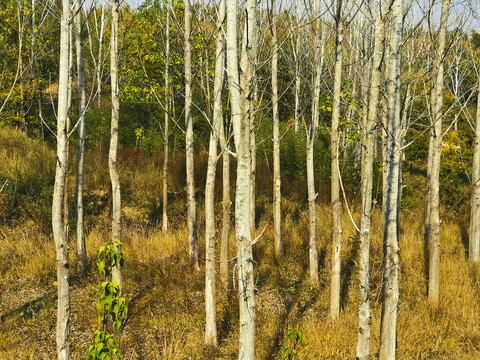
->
[86, 241, 127, 360]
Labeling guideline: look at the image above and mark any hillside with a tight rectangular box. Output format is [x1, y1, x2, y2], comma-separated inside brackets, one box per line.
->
[1, 128, 480, 359]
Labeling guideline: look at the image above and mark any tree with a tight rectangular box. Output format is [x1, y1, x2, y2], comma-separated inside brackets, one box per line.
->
[110, 0, 122, 291]
[185, 0, 199, 270]
[163, 0, 171, 237]
[52, 0, 71, 357]
[378, 0, 404, 356]
[470, 68, 480, 262]
[425, 0, 451, 302]
[307, 0, 324, 284]
[271, 0, 282, 258]
[74, 0, 88, 278]
[356, 0, 386, 357]
[329, 0, 346, 321]
[226, 0, 256, 355]
[204, 0, 226, 346]
[219, 119, 231, 286]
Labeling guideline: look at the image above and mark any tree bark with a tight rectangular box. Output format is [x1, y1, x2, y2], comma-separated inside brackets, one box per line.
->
[53, 0, 71, 357]
[426, 0, 451, 303]
[272, 0, 282, 258]
[307, 1, 324, 285]
[379, 0, 404, 357]
[74, 0, 87, 278]
[96, 6, 106, 107]
[185, 0, 199, 270]
[329, 13, 344, 321]
[204, 0, 226, 346]
[163, 0, 170, 237]
[220, 120, 231, 285]
[110, 0, 122, 291]
[227, 0, 256, 355]
[356, 2, 385, 358]
[470, 74, 480, 262]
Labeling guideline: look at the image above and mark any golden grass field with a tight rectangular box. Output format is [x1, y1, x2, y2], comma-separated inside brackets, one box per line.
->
[1, 127, 480, 359]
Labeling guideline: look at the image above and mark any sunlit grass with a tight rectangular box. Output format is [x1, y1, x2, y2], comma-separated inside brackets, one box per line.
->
[1, 128, 480, 359]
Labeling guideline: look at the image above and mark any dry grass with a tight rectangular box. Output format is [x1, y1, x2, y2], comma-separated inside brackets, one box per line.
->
[3, 201, 480, 359]
[2, 128, 480, 359]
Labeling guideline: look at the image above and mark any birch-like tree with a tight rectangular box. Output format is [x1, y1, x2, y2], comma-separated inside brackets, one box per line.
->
[329, 0, 346, 320]
[204, 0, 226, 346]
[307, 0, 324, 284]
[356, 0, 386, 357]
[219, 120, 231, 285]
[162, 0, 171, 237]
[185, 0, 199, 270]
[425, 0, 451, 302]
[378, 0, 404, 356]
[470, 70, 480, 262]
[271, 0, 282, 258]
[226, 0, 256, 355]
[110, 0, 122, 291]
[74, 0, 87, 278]
[52, 0, 71, 357]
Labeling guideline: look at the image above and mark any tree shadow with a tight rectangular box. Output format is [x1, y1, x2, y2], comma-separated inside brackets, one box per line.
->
[1, 291, 57, 325]
[340, 235, 360, 310]
[460, 225, 470, 259]
[424, 223, 430, 296]
[217, 290, 237, 346]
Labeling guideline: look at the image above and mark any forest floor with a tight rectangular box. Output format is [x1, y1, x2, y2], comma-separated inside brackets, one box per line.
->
[1, 128, 480, 359]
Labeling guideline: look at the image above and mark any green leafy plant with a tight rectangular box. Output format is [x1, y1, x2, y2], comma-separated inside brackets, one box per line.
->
[86, 241, 127, 360]
[280, 327, 306, 359]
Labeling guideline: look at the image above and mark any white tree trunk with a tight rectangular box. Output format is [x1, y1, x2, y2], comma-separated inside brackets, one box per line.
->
[470, 75, 480, 262]
[293, 30, 301, 134]
[163, 0, 170, 237]
[272, 0, 282, 258]
[185, 0, 199, 270]
[96, 6, 106, 107]
[220, 120, 231, 285]
[426, 0, 451, 303]
[227, 0, 256, 355]
[356, 3, 385, 358]
[74, 0, 87, 278]
[329, 15, 344, 321]
[110, 0, 122, 291]
[379, 0, 404, 357]
[204, 0, 226, 346]
[53, 0, 71, 357]
[307, 1, 323, 285]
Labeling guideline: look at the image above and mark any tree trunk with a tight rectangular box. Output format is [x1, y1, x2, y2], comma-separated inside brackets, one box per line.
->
[272, 0, 282, 258]
[53, 0, 71, 357]
[307, 136, 318, 284]
[185, 0, 199, 270]
[163, 0, 170, 237]
[470, 75, 480, 262]
[227, 0, 256, 355]
[356, 2, 385, 358]
[74, 0, 87, 278]
[220, 120, 231, 285]
[307, 1, 323, 285]
[110, 0, 122, 291]
[426, 0, 451, 303]
[250, 130, 256, 236]
[204, 0, 226, 346]
[379, 0, 404, 356]
[249, 5, 258, 239]
[293, 28, 301, 134]
[96, 6, 106, 108]
[329, 15, 344, 321]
